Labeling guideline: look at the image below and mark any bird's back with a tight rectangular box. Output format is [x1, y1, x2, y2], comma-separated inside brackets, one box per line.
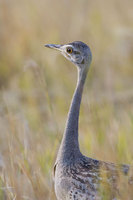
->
[54, 155, 133, 200]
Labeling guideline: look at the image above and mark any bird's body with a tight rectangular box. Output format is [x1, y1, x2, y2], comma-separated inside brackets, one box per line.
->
[54, 155, 132, 200]
[45, 41, 133, 200]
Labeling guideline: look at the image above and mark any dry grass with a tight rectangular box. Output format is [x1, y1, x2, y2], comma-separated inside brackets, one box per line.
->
[0, 0, 133, 199]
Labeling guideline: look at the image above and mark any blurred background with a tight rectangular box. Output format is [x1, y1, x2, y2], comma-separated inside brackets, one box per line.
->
[0, 0, 133, 199]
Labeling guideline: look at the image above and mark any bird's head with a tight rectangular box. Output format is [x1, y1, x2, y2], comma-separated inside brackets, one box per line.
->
[45, 41, 92, 71]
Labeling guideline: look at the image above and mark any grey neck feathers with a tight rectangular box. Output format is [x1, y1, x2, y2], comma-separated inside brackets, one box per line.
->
[57, 67, 88, 163]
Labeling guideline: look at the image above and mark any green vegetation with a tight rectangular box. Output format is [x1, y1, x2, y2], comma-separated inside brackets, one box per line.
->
[0, 0, 133, 199]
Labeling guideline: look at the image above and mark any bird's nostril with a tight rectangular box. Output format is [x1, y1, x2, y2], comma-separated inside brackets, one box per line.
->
[45, 44, 51, 48]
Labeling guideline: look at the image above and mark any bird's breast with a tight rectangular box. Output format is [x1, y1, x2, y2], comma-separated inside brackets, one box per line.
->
[54, 162, 100, 200]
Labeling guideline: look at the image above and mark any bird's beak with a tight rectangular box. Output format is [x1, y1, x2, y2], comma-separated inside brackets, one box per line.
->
[45, 44, 62, 51]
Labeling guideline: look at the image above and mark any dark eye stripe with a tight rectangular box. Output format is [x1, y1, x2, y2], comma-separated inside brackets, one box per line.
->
[73, 51, 80, 55]
[81, 58, 84, 64]
[76, 58, 84, 65]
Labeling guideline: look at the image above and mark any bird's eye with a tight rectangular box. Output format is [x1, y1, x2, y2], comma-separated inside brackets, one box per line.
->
[66, 47, 73, 54]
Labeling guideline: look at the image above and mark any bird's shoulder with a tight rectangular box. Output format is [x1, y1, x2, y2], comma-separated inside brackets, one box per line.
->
[63, 156, 132, 185]
[77, 156, 131, 178]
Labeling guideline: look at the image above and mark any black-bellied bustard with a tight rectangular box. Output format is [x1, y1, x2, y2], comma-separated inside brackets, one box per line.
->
[45, 41, 133, 200]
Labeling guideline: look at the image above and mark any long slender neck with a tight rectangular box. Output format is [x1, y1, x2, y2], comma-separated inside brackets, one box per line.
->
[57, 67, 88, 162]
